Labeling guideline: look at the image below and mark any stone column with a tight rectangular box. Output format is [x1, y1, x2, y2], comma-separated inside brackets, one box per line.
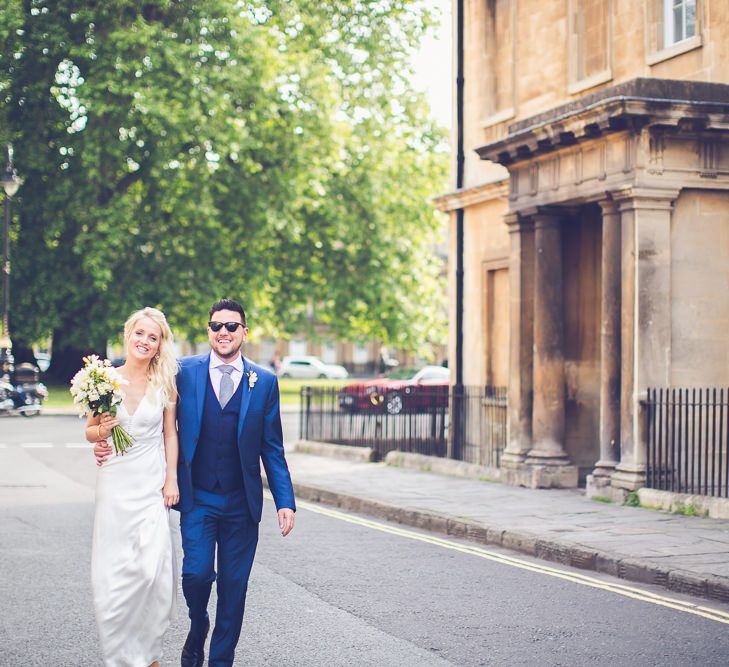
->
[588, 197, 621, 494]
[526, 209, 577, 486]
[502, 213, 534, 469]
[611, 188, 677, 493]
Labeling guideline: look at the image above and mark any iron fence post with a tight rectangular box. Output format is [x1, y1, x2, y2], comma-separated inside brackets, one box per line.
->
[451, 385, 463, 460]
[301, 386, 311, 441]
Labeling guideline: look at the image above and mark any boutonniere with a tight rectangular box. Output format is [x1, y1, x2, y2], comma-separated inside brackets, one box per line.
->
[247, 370, 258, 389]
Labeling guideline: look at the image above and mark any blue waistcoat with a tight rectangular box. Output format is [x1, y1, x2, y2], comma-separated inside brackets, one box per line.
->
[191, 373, 245, 493]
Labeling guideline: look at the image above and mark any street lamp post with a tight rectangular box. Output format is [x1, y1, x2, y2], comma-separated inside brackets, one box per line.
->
[1, 144, 21, 378]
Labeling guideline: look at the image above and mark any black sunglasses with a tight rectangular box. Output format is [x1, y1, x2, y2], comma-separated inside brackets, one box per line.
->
[208, 321, 245, 332]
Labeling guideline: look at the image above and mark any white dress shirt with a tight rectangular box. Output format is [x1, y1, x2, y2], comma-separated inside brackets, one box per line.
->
[208, 352, 244, 402]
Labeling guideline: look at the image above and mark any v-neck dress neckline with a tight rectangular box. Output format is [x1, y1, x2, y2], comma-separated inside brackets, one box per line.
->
[120, 392, 146, 419]
[116, 371, 149, 418]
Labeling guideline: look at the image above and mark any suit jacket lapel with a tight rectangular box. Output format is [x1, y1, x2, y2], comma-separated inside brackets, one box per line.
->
[237, 356, 253, 442]
[193, 353, 210, 443]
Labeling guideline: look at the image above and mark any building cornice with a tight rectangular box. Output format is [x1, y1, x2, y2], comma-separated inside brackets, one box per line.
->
[433, 177, 509, 212]
[476, 78, 729, 166]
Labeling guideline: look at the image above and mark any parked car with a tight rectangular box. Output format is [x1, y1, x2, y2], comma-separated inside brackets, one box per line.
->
[339, 365, 450, 415]
[279, 355, 349, 379]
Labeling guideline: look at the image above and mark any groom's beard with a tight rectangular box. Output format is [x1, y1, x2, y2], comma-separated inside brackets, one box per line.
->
[212, 345, 242, 362]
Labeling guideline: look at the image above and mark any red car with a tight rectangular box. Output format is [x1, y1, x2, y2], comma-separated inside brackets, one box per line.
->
[338, 366, 450, 415]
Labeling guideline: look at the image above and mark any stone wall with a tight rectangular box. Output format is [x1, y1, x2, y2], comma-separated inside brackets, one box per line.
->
[446, 0, 729, 489]
[670, 189, 729, 385]
[466, 0, 729, 150]
[446, 187, 510, 386]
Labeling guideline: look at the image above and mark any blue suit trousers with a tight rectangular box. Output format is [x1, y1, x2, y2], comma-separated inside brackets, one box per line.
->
[180, 486, 259, 667]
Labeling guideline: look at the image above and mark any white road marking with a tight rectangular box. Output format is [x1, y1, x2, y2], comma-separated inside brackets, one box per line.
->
[278, 493, 729, 626]
[21, 442, 53, 448]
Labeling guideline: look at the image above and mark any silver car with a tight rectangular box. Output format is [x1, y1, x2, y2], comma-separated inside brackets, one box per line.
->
[279, 355, 349, 379]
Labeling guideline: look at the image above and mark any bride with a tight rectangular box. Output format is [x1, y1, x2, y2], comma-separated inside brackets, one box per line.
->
[85, 307, 179, 667]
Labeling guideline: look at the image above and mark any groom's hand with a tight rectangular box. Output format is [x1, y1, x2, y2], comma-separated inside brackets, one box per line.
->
[93, 440, 113, 466]
[278, 508, 295, 537]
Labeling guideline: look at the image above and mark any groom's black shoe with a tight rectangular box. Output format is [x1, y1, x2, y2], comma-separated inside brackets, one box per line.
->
[181, 618, 209, 667]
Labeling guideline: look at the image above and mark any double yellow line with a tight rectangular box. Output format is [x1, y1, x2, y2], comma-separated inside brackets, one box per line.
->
[283, 494, 729, 626]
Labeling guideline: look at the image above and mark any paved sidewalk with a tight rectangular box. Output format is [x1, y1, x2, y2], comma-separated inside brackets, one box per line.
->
[282, 451, 729, 603]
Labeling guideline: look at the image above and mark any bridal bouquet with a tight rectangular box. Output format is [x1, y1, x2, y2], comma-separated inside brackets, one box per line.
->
[69, 355, 135, 455]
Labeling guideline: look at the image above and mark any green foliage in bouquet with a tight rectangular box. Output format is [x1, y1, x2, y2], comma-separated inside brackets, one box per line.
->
[69, 355, 134, 455]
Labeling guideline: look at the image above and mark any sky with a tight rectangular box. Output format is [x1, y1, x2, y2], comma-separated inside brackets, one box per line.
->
[410, 0, 452, 130]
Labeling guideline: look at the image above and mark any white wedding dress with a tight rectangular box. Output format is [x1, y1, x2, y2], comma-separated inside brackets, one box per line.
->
[92, 387, 176, 667]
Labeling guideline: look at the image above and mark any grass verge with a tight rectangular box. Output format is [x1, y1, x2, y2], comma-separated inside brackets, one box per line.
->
[46, 377, 351, 408]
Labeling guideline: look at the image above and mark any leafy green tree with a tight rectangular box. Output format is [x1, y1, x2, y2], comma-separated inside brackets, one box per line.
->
[0, 0, 447, 381]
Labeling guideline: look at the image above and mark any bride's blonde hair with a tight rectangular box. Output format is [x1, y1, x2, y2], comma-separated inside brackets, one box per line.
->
[123, 307, 178, 406]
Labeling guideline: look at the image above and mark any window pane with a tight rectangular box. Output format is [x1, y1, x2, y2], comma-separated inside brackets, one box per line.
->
[663, 0, 672, 48]
[686, 0, 696, 38]
[353, 344, 368, 364]
[259, 339, 275, 364]
[321, 342, 337, 364]
[289, 339, 307, 356]
[673, 4, 684, 43]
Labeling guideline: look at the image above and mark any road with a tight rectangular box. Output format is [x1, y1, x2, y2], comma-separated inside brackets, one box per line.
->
[2, 416, 729, 666]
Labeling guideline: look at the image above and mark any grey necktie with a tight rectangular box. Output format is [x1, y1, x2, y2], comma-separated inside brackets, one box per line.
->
[218, 365, 235, 408]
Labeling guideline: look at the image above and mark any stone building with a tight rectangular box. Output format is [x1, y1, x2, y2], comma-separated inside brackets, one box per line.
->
[434, 0, 729, 495]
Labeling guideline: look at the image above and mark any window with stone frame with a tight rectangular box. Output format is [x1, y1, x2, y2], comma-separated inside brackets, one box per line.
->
[482, 263, 509, 387]
[352, 343, 368, 365]
[663, 0, 697, 46]
[568, 0, 612, 94]
[320, 341, 337, 365]
[646, 0, 701, 64]
[482, 0, 516, 125]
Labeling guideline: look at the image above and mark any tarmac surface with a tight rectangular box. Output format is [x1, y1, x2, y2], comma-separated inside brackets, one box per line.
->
[281, 450, 729, 603]
[33, 409, 729, 602]
[4, 415, 729, 664]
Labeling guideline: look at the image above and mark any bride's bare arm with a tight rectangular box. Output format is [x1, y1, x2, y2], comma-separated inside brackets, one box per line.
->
[162, 398, 180, 507]
[87, 413, 116, 466]
[85, 412, 118, 443]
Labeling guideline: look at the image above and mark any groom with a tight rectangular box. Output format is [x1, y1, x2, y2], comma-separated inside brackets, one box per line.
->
[97, 298, 296, 666]
[176, 298, 296, 667]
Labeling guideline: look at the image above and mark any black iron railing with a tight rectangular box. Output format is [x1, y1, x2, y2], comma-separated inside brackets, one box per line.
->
[645, 387, 729, 498]
[300, 384, 507, 465]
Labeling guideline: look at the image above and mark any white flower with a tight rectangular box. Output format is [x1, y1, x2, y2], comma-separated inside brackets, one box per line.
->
[248, 371, 258, 389]
[69, 356, 126, 417]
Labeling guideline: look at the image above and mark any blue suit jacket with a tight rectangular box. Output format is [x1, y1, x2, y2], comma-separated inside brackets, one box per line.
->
[175, 353, 296, 521]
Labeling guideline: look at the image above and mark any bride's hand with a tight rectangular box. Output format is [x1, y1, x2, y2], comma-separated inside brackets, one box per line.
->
[99, 411, 119, 437]
[93, 439, 113, 466]
[163, 476, 179, 507]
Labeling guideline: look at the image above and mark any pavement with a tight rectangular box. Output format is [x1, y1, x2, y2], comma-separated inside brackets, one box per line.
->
[281, 449, 729, 604]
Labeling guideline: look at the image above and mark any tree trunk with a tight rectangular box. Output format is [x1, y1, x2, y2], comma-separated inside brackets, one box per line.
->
[48, 328, 106, 384]
[9, 339, 36, 366]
